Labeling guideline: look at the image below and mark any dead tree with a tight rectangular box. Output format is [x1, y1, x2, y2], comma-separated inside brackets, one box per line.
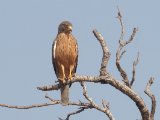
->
[0, 9, 156, 120]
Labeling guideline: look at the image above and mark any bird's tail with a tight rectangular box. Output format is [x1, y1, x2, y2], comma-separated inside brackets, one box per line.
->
[60, 84, 69, 106]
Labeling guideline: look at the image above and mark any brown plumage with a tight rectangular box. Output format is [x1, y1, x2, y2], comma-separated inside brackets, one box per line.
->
[52, 21, 78, 105]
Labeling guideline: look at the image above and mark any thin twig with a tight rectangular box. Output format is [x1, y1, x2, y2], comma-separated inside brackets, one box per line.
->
[144, 77, 156, 120]
[130, 52, 140, 86]
[64, 107, 88, 120]
[119, 50, 126, 60]
[45, 94, 91, 107]
[117, 6, 125, 40]
[102, 99, 110, 109]
[0, 102, 59, 109]
[45, 94, 55, 101]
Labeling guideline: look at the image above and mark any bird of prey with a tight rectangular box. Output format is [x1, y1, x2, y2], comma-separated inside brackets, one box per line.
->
[52, 21, 78, 105]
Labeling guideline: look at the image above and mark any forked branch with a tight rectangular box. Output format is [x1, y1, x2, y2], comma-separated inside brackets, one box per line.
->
[145, 77, 156, 120]
[116, 8, 138, 87]
[81, 82, 115, 120]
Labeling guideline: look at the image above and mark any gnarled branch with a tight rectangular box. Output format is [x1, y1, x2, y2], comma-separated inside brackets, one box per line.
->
[93, 30, 110, 76]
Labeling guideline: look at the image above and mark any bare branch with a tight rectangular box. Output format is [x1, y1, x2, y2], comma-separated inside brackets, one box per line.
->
[116, 57, 129, 86]
[127, 28, 138, 45]
[45, 94, 55, 101]
[80, 82, 115, 120]
[144, 77, 156, 120]
[45, 94, 91, 107]
[130, 52, 140, 86]
[93, 29, 110, 76]
[0, 94, 91, 110]
[116, 8, 129, 86]
[37, 84, 60, 91]
[37, 76, 101, 91]
[119, 50, 126, 60]
[44, 94, 93, 120]
[116, 7, 138, 87]
[117, 7, 125, 40]
[102, 99, 110, 109]
[63, 107, 88, 120]
[0, 102, 59, 109]
[80, 82, 93, 103]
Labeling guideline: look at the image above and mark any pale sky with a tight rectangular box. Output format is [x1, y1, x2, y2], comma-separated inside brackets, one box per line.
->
[0, 0, 159, 120]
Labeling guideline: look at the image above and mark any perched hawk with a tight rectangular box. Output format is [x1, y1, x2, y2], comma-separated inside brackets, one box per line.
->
[52, 21, 78, 105]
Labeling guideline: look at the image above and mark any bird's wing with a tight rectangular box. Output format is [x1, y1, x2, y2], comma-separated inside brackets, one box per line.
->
[72, 38, 78, 77]
[52, 38, 58, 77]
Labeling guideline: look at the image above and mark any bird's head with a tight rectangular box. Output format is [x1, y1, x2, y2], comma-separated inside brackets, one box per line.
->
[58, 21, 73, 34]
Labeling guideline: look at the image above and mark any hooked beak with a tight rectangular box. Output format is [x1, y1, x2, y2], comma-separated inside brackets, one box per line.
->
[68, 25, 72, 32]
